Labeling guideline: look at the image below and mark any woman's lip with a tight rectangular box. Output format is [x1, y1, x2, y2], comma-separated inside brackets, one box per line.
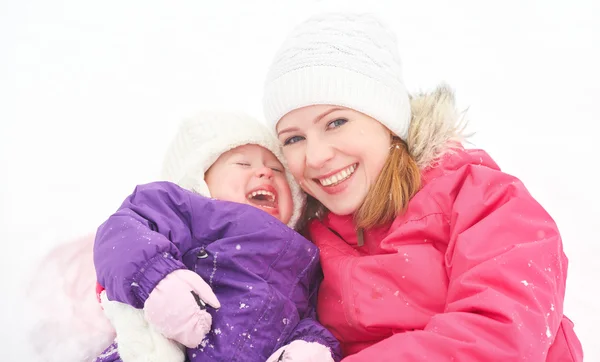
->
[314, 164, 357, 195]
[312, 163, 357, 180]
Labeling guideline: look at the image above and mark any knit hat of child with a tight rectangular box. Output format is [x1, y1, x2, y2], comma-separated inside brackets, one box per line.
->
[263, 12, 411, 140]
[161, 112, 306, 229]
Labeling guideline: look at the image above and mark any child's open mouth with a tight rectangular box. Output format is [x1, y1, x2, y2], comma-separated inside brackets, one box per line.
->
[246, 188, 278, 210]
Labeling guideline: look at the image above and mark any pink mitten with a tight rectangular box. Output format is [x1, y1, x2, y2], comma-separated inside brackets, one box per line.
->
[266, 340, 334, 362]
[143, 269, 220, 348]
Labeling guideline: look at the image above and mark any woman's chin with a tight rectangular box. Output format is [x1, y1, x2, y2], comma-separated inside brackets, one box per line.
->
[323, 200, 359, 217]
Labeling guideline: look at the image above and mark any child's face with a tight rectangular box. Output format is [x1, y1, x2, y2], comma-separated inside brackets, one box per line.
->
[205, 144, 294, 224]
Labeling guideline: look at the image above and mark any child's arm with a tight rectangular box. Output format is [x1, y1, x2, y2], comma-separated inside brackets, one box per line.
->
[93, 181, 243, 309]
[283, 311, 342, 361]
[273, 270, 342, 362]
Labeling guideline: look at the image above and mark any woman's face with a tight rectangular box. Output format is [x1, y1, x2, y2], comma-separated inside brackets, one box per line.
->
[276, 105, 391, 216]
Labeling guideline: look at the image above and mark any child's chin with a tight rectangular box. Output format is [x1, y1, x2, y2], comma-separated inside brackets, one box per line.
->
[257, 205, 280, 219]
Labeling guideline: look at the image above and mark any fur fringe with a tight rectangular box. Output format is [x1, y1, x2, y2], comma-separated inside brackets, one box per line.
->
[407, 83, 471, 170]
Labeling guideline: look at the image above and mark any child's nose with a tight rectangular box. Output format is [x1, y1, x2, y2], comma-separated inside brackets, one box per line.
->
[255, 165, 274, 179]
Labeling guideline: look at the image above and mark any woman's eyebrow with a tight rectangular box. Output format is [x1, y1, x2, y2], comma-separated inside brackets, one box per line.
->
[313, 107, 344, 124]
[277, 107, 344, 136]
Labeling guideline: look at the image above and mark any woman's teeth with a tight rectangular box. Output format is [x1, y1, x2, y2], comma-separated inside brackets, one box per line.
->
[319, 164, 357, 186]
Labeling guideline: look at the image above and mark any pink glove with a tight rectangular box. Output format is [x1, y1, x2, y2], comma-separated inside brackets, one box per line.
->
[143, 269, 220, 348]
[266, 340, 334, 362]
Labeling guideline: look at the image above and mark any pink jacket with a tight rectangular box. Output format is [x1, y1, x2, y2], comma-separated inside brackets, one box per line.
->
[309, 86, 583, 361]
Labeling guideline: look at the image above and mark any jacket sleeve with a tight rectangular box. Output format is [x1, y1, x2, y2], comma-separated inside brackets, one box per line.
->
[343, 164, 570, 361]
[286, 270, 342, 362]
[94, 181, 242, 308]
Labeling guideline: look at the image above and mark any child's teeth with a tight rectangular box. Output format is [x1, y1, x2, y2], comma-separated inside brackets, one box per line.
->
[247, 190, 275, 201]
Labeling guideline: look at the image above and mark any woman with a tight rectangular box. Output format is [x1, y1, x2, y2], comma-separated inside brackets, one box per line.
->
[262, 12, 583, 361]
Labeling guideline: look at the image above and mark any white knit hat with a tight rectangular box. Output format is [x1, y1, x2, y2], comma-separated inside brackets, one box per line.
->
[263, 12, 411, 140]
[161, 111, 305, 229]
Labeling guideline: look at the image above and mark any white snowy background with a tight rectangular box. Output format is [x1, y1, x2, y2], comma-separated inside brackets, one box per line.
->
[1, 0, 598, 360]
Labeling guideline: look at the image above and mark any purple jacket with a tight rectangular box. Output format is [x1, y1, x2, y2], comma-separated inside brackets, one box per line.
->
[94, 182, 341, 362]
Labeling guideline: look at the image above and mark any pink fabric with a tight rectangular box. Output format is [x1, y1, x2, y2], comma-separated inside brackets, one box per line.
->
[143, 269, 220, 348]
[310, 148, 583, 361]
[266, 340, 334, 362]
[27, 234, 115, 360]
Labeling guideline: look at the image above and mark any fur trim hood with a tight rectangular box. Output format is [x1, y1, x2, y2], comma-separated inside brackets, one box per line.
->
[407, 84, 469, 170]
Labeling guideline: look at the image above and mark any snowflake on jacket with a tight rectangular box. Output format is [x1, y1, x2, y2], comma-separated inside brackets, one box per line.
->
[94, 182, 341, 362]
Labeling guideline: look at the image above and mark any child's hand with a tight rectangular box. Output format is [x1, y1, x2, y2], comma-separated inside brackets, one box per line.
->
[143, 269, 220, 348]
[266, 340, 334, 362]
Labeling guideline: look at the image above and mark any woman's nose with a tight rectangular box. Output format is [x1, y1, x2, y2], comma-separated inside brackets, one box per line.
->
[305, 139, 334, 169]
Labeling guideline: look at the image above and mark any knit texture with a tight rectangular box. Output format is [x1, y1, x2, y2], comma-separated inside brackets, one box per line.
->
[160, 111, 305, 229]
[264, 12, 411, 139]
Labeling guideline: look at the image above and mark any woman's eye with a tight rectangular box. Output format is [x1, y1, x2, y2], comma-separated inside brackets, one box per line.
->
[327, 118, 347, 129]
[284, 135, 304, 146]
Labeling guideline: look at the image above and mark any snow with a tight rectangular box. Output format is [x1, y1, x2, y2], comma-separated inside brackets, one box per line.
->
[209, 251, 219, 287]
[1, 0, 598, 361]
